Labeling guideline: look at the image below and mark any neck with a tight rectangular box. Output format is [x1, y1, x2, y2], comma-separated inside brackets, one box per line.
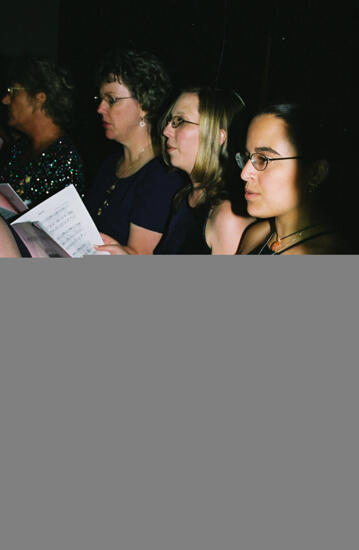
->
[188, 184, 204, 207]
[123, 140, 154, 164]
[273, 203, 318, 241]
[269, 207, 326, 253]
[28, 118, 63, 154]
[119, 135, 155, 177]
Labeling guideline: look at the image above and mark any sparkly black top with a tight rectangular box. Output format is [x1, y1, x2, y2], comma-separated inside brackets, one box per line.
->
[0, 135, 86, 207]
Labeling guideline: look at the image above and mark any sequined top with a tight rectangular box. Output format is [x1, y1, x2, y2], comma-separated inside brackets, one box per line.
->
[0, 135, 86, 207]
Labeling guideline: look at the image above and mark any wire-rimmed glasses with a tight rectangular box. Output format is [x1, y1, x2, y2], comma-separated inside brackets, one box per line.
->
[165, 115, 199, 128]
[235, 152, 301, 171]
[94, 95, 133, 107]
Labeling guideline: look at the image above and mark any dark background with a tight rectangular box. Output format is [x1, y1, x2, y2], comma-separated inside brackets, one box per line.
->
[0, 0, 357, 187]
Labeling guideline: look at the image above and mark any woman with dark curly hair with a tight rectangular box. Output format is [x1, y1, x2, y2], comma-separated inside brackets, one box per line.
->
[84, 47, 185, 254]
[96, 87, 254, 255]
[0, 55, 85, 209]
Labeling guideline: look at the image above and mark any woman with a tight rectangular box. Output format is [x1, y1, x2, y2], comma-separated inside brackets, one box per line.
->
[96, 87, 254, 255]
[236, 102, 348, 255]
[85, 48, 185, 255]
[0, 55, 85, 208]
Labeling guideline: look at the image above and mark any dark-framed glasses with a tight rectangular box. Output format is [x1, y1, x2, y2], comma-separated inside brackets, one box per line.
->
[235, 152, 301, 171]
[6, 86, 25, 97]
[94, 95, 133, 107]
[165, 115, 199, 128]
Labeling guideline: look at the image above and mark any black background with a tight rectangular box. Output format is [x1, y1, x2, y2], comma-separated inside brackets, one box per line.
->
[0, 1, 357, 186]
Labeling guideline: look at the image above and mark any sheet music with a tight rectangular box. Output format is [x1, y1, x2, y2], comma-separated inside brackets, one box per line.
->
[11, 185, 104, 257]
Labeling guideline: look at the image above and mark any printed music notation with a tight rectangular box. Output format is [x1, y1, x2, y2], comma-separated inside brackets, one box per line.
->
[11, 185, 106, 257]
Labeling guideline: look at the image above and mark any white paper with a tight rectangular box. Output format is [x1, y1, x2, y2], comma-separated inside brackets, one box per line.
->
[11, 185, 104, 257]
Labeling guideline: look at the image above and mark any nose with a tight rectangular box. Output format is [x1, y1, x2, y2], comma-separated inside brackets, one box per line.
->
[97, 99, 107, 115]
[240, 159, 255, 181]
[2, 92, 10, 105]
[163, 122, 174, 138]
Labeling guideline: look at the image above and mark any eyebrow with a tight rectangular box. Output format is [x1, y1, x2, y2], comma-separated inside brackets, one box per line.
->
[255, 146, 281, 156]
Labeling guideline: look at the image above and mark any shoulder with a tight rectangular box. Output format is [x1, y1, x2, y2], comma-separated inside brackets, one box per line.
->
[54, 135, 79, 153]
[136, 158, 186, 191]
[96, 152, 122, 175]
[205, 200, 256, 254]
[47, 135, 84, 165]
[237, 219, 272, 254]
[144, 157, 185, 181]
[209, 200, 254, 232]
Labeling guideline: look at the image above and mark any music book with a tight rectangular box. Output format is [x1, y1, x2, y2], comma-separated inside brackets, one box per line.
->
[10, 185, 107, 257]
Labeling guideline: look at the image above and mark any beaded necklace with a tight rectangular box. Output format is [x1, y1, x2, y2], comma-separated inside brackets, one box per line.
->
[258, 224, 329, 255]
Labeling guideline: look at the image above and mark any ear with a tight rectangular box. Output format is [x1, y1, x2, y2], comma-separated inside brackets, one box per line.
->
[219, 128, 227, 146]
[310, 159, 329, 184]
[34, 91, 47, 109]
[139, 106, 148, 119]
[306, 159, 329, 193]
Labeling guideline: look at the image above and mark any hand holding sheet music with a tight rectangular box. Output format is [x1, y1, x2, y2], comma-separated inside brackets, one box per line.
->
[10, 185, 108, 257]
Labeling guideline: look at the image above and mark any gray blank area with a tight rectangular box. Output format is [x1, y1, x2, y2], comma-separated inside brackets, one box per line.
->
[0, 257, 358, 550]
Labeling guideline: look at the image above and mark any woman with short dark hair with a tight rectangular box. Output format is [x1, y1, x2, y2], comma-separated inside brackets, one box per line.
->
[85, 47, 185, 254]
[0, 55, 85, 208]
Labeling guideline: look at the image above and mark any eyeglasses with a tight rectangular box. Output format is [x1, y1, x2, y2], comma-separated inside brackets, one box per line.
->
[6, 86, 25, 98]
[235, 152, 301, 171]
[165, 115, 199, 128]
[94, 95, 133, 107]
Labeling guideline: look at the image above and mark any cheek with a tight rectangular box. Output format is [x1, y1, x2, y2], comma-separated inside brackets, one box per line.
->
[264, 180, 301, 216]
[176, 131, 199, 166]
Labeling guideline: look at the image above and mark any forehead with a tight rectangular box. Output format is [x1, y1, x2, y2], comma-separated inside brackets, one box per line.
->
[173, 92, 199, 116]
[247, 113, 295, 154]
[100, 79, 131, 95]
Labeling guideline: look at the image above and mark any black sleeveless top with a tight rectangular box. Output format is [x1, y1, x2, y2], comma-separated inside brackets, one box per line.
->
[154, 194, 212, 255]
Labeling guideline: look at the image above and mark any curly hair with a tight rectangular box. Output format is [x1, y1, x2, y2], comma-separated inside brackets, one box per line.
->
[6, 55, 75, 129]
[161, 87, 247, 208]
[96, 48, 172, 128]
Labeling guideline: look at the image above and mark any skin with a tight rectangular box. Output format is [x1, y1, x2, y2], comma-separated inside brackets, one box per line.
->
[95, 80, 163, 254]
[163, 92, 200, 174]
[238, 113, 336, 254]
[0, 217, 21, 257]
[96, 92, 254, 255]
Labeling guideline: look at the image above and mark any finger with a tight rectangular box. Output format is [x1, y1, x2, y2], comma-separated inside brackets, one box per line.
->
[99, 232, 119, 245]
[94, 244, 125, 255]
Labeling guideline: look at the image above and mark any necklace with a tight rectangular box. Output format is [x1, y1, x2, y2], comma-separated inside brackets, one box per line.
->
[270, 224, 319, 253]
[258, 233, 274, 255]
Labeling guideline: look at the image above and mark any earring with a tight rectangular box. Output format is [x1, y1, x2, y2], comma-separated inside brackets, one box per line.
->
[307, 180, 320, 193]
[139, 118, 146, 127]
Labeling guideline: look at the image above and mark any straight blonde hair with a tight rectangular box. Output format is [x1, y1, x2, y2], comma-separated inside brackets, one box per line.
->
[161, 87, 246, 207]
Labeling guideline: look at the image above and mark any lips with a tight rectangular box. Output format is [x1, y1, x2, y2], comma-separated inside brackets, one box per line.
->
[166, 143, 177, 153]
[244, 187, 260, 200]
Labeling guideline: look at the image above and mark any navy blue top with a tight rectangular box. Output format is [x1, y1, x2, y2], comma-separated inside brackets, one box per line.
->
[85, 155, 185, 245]
[154, 193, 212, 255]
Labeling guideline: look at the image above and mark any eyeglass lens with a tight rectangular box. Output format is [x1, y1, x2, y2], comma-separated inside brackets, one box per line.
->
[236, 153, 267, 170]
